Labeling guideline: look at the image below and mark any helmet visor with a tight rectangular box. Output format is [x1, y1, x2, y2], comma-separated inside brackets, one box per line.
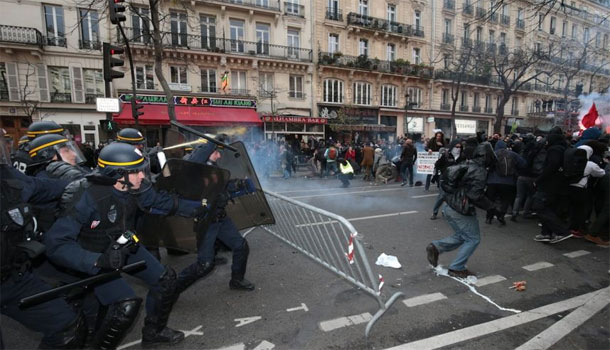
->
[54, 140, 86, 166]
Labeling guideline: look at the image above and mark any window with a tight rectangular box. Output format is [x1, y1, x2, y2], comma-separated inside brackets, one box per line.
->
[48, 66, 71, 102]
[550, 16, 556, 35]
[407, 87, 422, 108]
[473, 92, 480, 108]
[414, 11, 421, 30]
[44, 5, 65, 46]
[463, 23, 470, 39]
[0, 63, 7, 100]
[517, 8, 523, 21]
[387, 4, 396, 22]
[256, 23, 270, 55]
[230, 19, 245, 52]
[170, 66, 187, 84]
[132, 7, 150, 44]
[460, 91, 467, 107]
[289, 75, 304, 98]
[83, 69, 103, 96]
[511, 97, 518, 114]
[485, 94, 491, 111]
[441, 89, 449, 104]
[476, 26, 483, 41]
[515, 36, 522, 48]
[359, 0, 368, 16]
[443, 54, 451, 69]
[413, 48, 421, 64]
[444, 19, 452, 35]
[328, 34, 339, 54]
[561, 21, 567, 37]
[285, 0, 301, 16]
[538, 14, 544, 31]
[595, 32, 601, 47]
[200, 15, 216, 49]
[323, 79, 343, 103]
[603, 34, 608, 49]
[583, 27, 590, 42]
[79, 9, 99, 49]
[381, 85, 397, 107]
[500, 32, 506, 44]
[501, 4, 508, 16]
[258, 72, 274, 96]
[489, 30, 495, 43]
[170, 11, 187, 46]
[200, 68, 216, 93]
[257, 0, 269, 6]
[359, 39, 368, 56]
[231, 70, 247, 94]
[135, 65, 154, 90]
[571, 24, 577, 39]
[386, 43, 395, 61]
[353, 82, 371, 105]
[287, 28, 300, 58]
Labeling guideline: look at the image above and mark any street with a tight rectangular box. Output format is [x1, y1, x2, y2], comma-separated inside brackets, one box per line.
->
[3, 176, 609, 350]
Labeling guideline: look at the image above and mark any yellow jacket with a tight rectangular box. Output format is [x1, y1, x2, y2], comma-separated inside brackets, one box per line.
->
[340, 161, 354, 174]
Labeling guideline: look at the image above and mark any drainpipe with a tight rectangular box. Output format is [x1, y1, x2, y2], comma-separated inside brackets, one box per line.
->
[429, 0, 436, 137]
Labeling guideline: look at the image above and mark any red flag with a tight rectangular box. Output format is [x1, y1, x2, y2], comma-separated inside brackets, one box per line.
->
[581, 103, 599, 129]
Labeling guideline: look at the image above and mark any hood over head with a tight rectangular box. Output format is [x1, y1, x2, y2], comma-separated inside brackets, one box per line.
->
[494, 140, 507, 151]
[473, 142, 496, 167]
[577, 145, 593, 159]
[547, 132, 566, 147]
[448, 139, 461, 151]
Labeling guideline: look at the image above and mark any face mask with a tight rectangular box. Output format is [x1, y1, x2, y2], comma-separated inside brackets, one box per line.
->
[451, 148, 461, 159]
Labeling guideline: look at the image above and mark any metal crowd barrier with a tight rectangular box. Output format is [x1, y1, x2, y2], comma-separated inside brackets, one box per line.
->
[260, 190, 404, 337]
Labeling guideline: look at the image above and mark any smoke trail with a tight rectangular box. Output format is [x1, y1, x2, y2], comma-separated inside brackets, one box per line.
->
[577, 89, 610, 131]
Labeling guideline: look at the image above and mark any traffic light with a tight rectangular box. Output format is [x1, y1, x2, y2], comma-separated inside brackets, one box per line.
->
[103, 42, 124, 82]
[108, 0, 126, 25]
[100, 120, 118, 132]
[132, 100, 144, 120]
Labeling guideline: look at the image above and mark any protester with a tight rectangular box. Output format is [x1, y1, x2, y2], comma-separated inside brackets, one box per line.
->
[338, 158, 354, 188]
[400, 139, 417, 187]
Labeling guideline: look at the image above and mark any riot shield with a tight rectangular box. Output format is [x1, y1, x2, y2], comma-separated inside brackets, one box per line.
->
[139, 158, 231, 252]
[216, 141, 275, 230]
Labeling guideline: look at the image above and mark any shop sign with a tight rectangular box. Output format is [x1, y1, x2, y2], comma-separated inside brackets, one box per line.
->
[263, 116, 327, 124]
[455, 119, 477, 134]
[168, 83, 191, 92]
[119, 94, 256, 109]
[406, 116, 424, 133]
[416, 152, 439, 175]
[96, 98, 120, 113]
[120, 94, 169, 104]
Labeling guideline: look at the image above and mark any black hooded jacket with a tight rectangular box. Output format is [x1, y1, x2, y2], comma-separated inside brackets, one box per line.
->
[535, 131, 567, 194]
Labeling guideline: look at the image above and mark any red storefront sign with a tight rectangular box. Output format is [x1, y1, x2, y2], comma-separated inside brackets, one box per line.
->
[263, 116, 328, 124]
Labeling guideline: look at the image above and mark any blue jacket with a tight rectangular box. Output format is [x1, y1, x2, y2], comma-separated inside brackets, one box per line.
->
[487, 140, 527, 186]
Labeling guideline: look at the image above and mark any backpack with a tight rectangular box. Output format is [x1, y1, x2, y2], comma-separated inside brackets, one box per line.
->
[530, 147, 547, 176]
[563, 148, 588, 184]
[495, 149, 516, 177]
[328, 147, 337, 160]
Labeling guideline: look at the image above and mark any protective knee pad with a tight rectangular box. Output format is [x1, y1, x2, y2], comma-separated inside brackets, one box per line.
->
[91, 298, 142, 350]
[38, 312, 87, 349]
[145, 267, 178, 331]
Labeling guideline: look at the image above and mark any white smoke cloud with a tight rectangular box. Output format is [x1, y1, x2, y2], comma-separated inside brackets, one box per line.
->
[577, 89, 610, 130]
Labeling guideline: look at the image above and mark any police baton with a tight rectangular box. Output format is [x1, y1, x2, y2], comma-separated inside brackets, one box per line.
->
[169, 120, 240, 157]
[18, 260, 147, 309]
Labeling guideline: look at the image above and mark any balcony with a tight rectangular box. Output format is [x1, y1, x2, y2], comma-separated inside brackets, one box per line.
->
[443, 0, 455, 10]
[476, 7, 486, 19]
[85, 94, 103, 104]
[490, 13, 498, 23]
[463, 4, 473, 15]
[46, 36, 67, 47]
[462, 37, 472, 47]
[501, 15, 510, 26]
[0, 87, 8, 101]
[206, 0, 280, 12]
[51, 92, 72, 103]
[318, 52, 434, 78]
[440, 103, 451, 110]
[498, 43, 507, 55]
[442, 33, 455, 45]
[79, 40, 101, 50]
[472, 106, 481, 113]
[485, 107, 493, 113]
[284, 2, 304, 17]
[414, 26, 425, 38]
[516, 19, 525, 30]
[435, 70, 503, 88]
[289, 91, 306, 99]
[325, 7, 343, 21]
[227, 89, 250, 96]
[474, 40, 486, 51]
[460, 105, 469, 112]
[0, 25, 43, 48]
[487, 42, 497, 54]
[122, 28, 313, 62]
[346, 12, 420, 38]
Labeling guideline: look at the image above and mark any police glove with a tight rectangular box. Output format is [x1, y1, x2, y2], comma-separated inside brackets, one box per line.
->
[96, 243, 129, 270]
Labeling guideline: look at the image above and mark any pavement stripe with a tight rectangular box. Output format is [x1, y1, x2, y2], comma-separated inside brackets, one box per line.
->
[515, 288, 610, 350]
[214, 344, 245, 350]
[292, 188, 400, 199]
[475, 275, 507, 287]
[403, 292, 447, 307]
[411, 194, 438, 198]
[522, 261, 554, 271]
[277, 184, 403, 194]
[384, 286, 610, 350]
[563, 250, 590, 258]
[319, 312, 372, 332]
[348, 211, 418, 222]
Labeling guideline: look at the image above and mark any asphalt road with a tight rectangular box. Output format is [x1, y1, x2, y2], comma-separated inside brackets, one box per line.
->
[3, 175, 609, 350]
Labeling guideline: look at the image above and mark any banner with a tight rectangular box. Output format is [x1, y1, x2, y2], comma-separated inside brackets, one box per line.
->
[416, 152, 438, 175]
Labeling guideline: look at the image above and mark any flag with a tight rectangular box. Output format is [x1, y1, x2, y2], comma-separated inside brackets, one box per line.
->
[221, 71, 229, 92]
[510, 120, 518, 134]
[581, 103, 599, 129]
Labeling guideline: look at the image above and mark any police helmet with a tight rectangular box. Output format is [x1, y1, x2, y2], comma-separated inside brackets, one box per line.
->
[117, 128, 145, 146]
[27, 121, 65, 140]
[28, 134, 86, 166]
[18, 135, 29, 146]
[97, 142, 148, 179]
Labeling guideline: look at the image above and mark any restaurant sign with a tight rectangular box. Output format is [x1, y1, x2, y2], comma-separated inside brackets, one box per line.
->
[119, 94, 256, 109]
[263, 116, 328, 124]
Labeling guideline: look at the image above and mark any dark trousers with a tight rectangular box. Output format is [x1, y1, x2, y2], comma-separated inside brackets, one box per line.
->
[400, 162, 414, 185]
[338, 173, 353, 186]
[1, 270, 77, 345]
[512, 176, 535, 216]
[486, 183, 516, 217]
[590, 195, 609, 240]
[533, 191, 570, 236]
[567, 186, 588, 231]
[196, 217, 247, 276]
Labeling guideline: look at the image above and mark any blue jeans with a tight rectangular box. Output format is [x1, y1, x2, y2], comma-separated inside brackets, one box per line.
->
[432, 205, 480, 271]
[512, 176, 535, 216]
[432, 186, 445, 215]
[326, 161, 338, 176]
[400, 162, 414, 185]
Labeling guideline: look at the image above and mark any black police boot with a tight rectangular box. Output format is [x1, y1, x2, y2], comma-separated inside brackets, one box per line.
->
[90, 298, 142, 350]
[229, 240, 254, 291]
[141, 268, 184, 348]
[175, 261, 215, 294]
[39, 313, 87, 349]
[229, 274, 255, 291]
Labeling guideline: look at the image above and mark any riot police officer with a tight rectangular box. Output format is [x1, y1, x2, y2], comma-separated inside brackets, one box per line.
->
[0, 129, 86, 349]
[177, 141, 255, 293]
[27, 133, 90, 179]
[43, 142, 206, 349]
[116, 128, 145, 150]
[11, 121, 67, 174]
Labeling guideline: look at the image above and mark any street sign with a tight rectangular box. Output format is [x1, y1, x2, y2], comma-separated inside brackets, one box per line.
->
[96, 98, 120, 113]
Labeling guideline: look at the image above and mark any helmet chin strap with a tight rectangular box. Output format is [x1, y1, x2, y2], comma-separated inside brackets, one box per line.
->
[117, 174, 134, 191]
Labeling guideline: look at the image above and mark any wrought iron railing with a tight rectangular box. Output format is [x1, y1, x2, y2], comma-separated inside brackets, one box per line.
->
[0, 25, 43, 48]
[226, 88, 250, 96]
[472, 106, 481, 113]
[346, 12, 420, 38]
[476, 7, 486, 18]
[208, 0, 280, 11]
[85, 93, 102, 104]
[485, 107, 494, 113]
[0, 88, 8, 101]
[442, 33, 454, 44]
[444, 0, 455, 10]
[440, 103, 451, 110]
[51, 92, 72, 103]
[325, 7, 343, 21]
[460, 105, 469, 112]
[318, 52, 433, 78]
[46, 36, 67, 47]
[463, 4, 473, 15]
[79, 39, 101, 50]
[516, 19, 525, 29]
[284, 2, 304, 17]
[490, 13, 498, 23]
[289, 91, 306, 99]
[501, 15, 510, 25]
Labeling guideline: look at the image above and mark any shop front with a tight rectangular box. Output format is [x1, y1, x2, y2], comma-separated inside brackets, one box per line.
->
[113, 94, 262, 145]
[319, 104, 396, 144]
[262, 115, 326, 142]
[434, 117, 491, 139]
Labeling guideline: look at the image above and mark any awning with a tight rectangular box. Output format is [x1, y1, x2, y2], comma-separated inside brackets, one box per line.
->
[113, 104, 262, 126]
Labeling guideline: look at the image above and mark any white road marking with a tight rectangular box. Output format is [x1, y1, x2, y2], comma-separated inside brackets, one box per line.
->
[522, 261, 554, 271]
[215, 344, 245, 350]
[475, 275, 507, 287]
[384, 286, 610, 350]
[563, 250, 590, 258]
[403, 292, 447, 307]
[411, 193, 438, 198]
[117, 325, 203, 350]
[286, 303, 309, 312]
[292, 188, 399, 199]
[277, 184, 403, 194]
[295, 211, 418, 227]
[319, 312, 373, 332]
[234, 316, 262, 328]
[253, 340, 276, 350]
[515, 288, 610, 350]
